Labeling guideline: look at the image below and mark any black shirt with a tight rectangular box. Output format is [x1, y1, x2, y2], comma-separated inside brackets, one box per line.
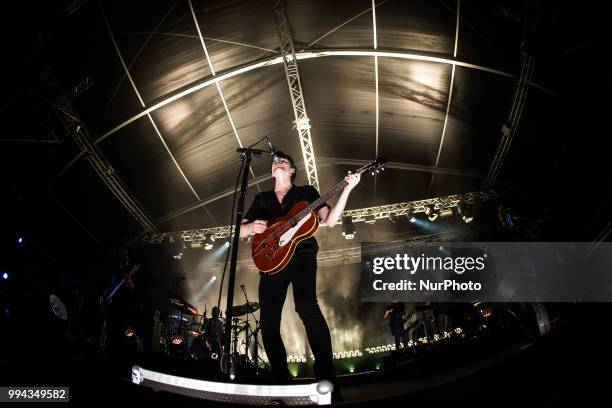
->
[387, 303, 406, 329]
[244, 184, 330, 254]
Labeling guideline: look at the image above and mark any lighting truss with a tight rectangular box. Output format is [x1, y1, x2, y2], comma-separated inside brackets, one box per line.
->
[59, 76, 93, 105]
[273, 0, 320, 191]
[340, 189, 497, 223]
[71, 126, 157, 233]
[40, 70, 158, 233]
[483, 52, 535, 188]
[137, 189, 497, 244]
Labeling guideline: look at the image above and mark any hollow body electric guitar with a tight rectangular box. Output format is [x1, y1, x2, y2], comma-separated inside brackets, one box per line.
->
[251, 158, 387, 274]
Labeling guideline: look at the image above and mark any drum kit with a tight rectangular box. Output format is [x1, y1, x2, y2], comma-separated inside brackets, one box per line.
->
[163, 293, 264, 367]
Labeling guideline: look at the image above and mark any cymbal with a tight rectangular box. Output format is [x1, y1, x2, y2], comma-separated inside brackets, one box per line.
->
[49, 294, 68, 320]
[170, 302, 199, 315]
[231, 302, 259, 317]
[230, 321, 249, 332]
[168, 314, 189, 322]
[168, 293, 198, 312]
[168, 294, 186, 306]
[182, 305, 199, 315]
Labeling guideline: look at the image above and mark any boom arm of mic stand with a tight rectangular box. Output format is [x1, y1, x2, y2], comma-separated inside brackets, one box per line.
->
[236, 147, 271, 157]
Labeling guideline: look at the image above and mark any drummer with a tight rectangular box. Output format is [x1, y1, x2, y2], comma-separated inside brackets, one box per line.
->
[203, 307, 224, 353]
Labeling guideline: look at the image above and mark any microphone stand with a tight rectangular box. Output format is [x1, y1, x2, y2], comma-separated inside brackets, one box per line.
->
[241, 285, 262, 368]
[240, 286, 250, 362]
[223, 146, 269, 379]
[242, 286, 263, 371]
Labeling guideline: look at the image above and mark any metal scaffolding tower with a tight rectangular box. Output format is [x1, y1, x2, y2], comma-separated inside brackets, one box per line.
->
[273, 0, 320, 191]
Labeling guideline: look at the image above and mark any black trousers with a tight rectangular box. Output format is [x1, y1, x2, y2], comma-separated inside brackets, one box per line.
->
[258, 249, 334, 381]
[392, 327, 409, 349]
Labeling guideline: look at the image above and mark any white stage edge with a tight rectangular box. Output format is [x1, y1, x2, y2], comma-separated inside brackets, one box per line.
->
[132, 366, 332, 405]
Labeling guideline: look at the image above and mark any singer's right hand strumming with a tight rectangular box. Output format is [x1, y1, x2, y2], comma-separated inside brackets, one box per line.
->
[239, 219, 267, 238]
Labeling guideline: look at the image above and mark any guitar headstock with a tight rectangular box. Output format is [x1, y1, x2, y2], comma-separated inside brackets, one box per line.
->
[356, 157, 388, 176]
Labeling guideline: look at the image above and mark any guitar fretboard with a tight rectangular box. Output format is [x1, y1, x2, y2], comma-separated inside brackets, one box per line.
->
[289, 164, 372, 226]
[294, 179, 348, 222]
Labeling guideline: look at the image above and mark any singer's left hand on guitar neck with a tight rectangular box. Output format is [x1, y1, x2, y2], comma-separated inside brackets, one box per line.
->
[320, 171, 361, 228]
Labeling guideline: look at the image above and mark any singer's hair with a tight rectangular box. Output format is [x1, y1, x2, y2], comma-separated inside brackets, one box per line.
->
[273, 151, 296, 183]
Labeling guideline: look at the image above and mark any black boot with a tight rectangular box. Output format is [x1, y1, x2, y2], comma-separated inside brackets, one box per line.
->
[331, 384, 344, 404]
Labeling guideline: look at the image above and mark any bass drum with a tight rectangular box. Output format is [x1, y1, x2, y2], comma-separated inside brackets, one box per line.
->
[189, 334, 210, 360]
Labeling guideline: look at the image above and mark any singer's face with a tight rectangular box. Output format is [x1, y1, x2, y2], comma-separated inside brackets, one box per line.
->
[272, 158, 291, 177]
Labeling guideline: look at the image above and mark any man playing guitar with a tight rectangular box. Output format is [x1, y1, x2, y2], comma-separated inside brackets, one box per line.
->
[240, 151, 360, 392]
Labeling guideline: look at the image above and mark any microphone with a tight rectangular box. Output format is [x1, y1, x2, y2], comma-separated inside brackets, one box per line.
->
[240, 284, 245, 289]
[266, 137, 281, 164]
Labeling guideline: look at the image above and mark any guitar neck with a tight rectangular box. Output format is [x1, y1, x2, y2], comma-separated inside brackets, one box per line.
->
[297, 180, 348, 220]
[287, 159, 384, 225]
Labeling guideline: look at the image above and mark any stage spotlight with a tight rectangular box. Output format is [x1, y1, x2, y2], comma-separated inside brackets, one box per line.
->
[439, 208, 453, 218]
[458, 202, 475, 223]
[16, 236, 25, 247]
[480, 307, 493, 318]
[296, 116, 311, 131]
[124, 326, 135, 337]
[2, 272, 7, 280]
[209, 235, 216, 242]
[341, 216, 355, 239]
[190, 241, 203, 249]
[425, 205, 439, 221]
[225, 241, 230, 247]
[204, 243, 213, 250]
[406, 209, 417, 223]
